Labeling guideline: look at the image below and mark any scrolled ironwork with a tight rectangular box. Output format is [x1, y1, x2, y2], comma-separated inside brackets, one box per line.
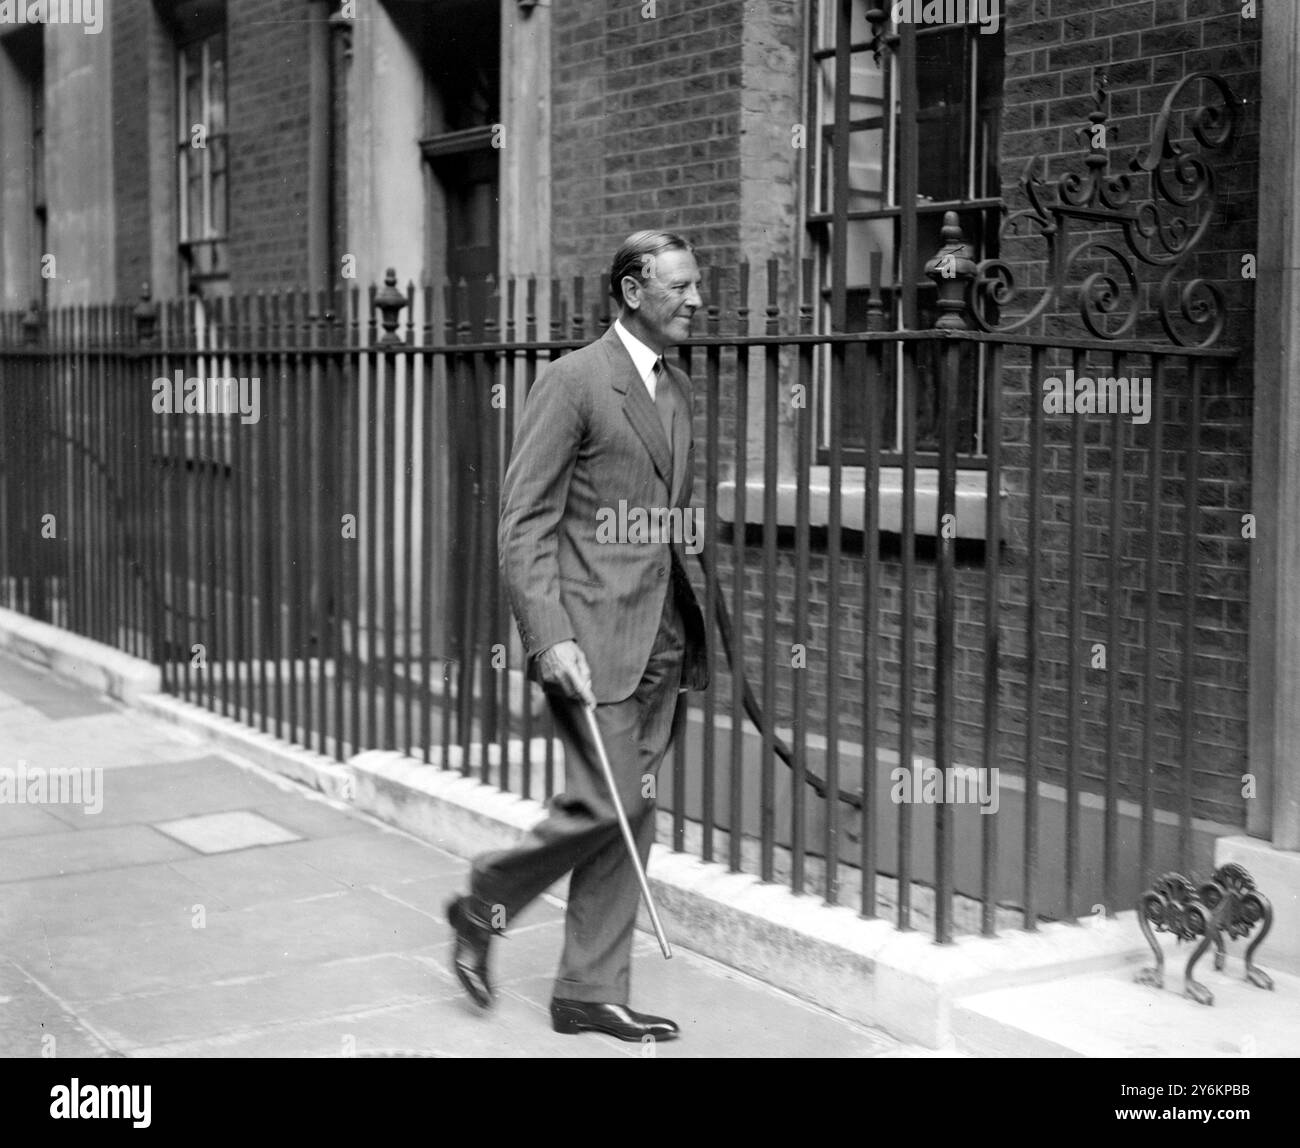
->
[972, 71, 1243, 348]
[1067, 241, 1142, 341]
[1135, 863, 1274, 1006]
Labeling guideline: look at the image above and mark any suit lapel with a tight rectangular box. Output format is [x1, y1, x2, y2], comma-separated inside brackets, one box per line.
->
[603, 327, 673, 490]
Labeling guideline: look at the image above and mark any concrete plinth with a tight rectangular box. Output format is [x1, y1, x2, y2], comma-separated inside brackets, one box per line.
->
[1215, 835, 1300, 976]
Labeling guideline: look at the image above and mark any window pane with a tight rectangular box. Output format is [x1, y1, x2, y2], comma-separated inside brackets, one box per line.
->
[187, 167, 204, 242]
[176, 24, 230, 287]
[817, 51, 887, 213]
[915, 27, 968, 201]
[207, 39, 226, 134]
[916, 27, 967, 109]
[974, 31, 1004, 198]
[845, 217, 894, 289]
[817, 52, 886, 119]
[822, 134, 888, 213]
[848, 127, 885, 210]
[183, 47, 203, 136]
[817, 0, 875, 48]
[210, 137, 227, 237]
[831, 289, 896, 454]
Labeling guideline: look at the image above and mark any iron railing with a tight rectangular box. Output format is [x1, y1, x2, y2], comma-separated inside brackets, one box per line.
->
[0, 71, 1249, 942]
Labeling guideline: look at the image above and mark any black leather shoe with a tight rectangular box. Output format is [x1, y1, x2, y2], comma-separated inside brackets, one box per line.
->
[550, 999, 680, 1042]
[447, 896, 498, 1009]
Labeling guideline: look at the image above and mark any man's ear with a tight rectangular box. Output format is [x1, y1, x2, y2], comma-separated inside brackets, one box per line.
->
[620, 275, 642, 312]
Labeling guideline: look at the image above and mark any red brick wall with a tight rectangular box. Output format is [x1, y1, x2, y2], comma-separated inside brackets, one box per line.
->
[551, 0, 745, 281]
[678, 0, 1260, 834]
[226, 0, 311, 291]
[990, 0, 1259, 826]
[112, 0, 153, 301]
[110, 0, 312, 299]
[1000, 0, 1258, 348]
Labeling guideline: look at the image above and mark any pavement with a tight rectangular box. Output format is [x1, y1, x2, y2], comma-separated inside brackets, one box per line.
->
[0, 649, 931, 1059]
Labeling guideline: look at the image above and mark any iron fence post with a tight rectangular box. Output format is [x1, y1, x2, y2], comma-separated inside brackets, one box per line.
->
[925, 211, 975, 943]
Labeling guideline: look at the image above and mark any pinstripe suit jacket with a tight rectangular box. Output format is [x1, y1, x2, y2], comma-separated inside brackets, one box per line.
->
[498, 324, 709, 704]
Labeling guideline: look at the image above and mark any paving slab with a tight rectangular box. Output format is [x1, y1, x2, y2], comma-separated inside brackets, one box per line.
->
[0, 824, 196, 883]
[0, 804, 75, 840]
[270, 832, 466, 889]
[0, 958, 118, 1058]
[245, 796, 373, 839]
[11, 887, 446, 1003]
[130, 992, 636, 1059]
[0, 862, 210, 937]
[0, 647, 917, 1058]
[40, 756, 301, 829]
[0, 656, 116, 720]
[81, 954, 445, 1050]
[153, 810, 303, 854]
[163, 847, 361, 910]
[2, 727, 184, 768]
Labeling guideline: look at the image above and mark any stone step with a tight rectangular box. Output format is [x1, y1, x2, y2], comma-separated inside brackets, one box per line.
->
[953, 956, 1300, 1058]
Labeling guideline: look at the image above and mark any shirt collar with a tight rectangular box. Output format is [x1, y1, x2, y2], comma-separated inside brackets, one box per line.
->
[613, 318, 662, 389]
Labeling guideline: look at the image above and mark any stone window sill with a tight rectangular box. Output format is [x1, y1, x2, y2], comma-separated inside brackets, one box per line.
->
[715, 466, 1000, 541]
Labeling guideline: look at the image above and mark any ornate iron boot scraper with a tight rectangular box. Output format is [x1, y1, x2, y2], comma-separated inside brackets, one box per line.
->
[1135, 863, 1273, 1006]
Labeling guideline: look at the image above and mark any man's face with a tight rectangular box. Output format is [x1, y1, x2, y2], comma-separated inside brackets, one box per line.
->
[624, 249, 702, 351]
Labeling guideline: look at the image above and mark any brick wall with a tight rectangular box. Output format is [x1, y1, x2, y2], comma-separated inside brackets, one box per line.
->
[991, 0, 1260, 825]
[226, 0, 311, 291]
[109, 0, 313, 299]
[551, 0, 745, 282]
[676, 0, 1260, 833]
[112, 0, 152, 301]
[1000, 0, 1259, 348]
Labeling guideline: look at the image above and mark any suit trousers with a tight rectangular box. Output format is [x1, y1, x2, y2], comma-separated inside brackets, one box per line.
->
[470, 586, 685, 1003]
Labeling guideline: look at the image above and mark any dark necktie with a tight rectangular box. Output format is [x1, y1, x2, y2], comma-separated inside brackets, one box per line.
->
[653, 358, 675, 465]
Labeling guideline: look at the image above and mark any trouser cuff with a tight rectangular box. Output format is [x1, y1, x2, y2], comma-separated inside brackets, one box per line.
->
[552, 979, 628, 1006]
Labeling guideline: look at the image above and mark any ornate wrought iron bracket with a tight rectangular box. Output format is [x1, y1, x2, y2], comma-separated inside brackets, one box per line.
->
[973, 70, 1244, 348]
[1134, 863, 1273, 1006]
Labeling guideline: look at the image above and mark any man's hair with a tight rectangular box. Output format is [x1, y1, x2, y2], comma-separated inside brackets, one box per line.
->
[608, 230, 696, 308]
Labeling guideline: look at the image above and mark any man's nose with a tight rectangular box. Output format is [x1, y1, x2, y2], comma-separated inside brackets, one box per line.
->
[685, 284, 703, 310]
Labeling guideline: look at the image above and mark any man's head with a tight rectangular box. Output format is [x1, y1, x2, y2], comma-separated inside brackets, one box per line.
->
[608, 230, 702, 353]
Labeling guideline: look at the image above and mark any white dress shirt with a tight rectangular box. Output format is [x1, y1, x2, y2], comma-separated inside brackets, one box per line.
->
[613, 319, 663, 399]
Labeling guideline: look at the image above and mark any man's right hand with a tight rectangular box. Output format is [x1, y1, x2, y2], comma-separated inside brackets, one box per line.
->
[536, 640, 597, 709]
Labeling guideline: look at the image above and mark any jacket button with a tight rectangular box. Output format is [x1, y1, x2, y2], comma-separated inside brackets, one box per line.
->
[657, 566, 666, 577]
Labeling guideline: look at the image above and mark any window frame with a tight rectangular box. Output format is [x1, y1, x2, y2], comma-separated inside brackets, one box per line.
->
[805, 2, 1004, 468]
[174, 18, 229, 298]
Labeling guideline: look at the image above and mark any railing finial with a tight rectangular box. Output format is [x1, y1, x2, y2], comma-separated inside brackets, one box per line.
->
[21, 298, 42, 345]
[924, 211, 975, 330]
[133, 282, 158, 346]
[374, 267, 407, 346]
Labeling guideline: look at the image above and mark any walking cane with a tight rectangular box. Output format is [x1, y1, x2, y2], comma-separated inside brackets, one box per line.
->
[582, 704, 673, 959]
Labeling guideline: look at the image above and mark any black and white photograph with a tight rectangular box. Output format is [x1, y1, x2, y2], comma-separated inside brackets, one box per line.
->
[0, 0, 1293, 1100]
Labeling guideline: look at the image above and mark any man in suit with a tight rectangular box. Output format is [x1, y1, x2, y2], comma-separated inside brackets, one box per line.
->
[446, 230, 709, 1042]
